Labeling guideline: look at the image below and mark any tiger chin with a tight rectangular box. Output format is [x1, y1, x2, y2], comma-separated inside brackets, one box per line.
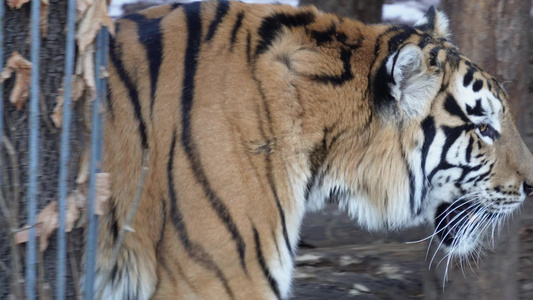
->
[96, 1, 533, 299]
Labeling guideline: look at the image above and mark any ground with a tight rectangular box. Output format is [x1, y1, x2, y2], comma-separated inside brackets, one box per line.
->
[292, 201, 533, 299]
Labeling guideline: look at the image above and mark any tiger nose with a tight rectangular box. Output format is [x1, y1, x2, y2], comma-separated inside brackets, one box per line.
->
[524, 182, 533, 196]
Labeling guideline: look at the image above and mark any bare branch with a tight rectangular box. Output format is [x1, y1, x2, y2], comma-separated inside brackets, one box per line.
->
[95, 149, 150, 299]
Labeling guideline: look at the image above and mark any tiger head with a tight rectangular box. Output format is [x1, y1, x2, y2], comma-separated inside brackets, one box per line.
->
[376, 8, 533, 256]
[306, 6, 533, 258]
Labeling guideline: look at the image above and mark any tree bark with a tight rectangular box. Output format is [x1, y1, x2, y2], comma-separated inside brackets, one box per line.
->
[0, 0, 85, 298]
[299, 0, 384, 23]
[425, 1, 531, 299]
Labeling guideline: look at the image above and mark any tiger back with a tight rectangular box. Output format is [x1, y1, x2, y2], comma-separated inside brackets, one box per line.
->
[96, 1, 533, 299]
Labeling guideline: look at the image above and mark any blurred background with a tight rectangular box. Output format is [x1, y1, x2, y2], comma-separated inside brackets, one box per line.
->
[1, 0, 532, 299]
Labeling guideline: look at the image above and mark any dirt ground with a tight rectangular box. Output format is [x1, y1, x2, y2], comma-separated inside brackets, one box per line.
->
[291, 200, 533, 299]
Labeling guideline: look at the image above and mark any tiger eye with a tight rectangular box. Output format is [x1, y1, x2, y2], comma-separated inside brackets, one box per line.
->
[479, 124, 488, 132]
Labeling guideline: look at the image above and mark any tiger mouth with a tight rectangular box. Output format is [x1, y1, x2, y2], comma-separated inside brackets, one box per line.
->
[434, 200, 475, 246]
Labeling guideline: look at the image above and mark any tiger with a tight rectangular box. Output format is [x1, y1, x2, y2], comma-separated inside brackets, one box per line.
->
[95, 0, 533, 299]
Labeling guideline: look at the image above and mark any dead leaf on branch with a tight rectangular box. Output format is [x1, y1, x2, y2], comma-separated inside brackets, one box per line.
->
[40, 0, 49, 38]
[76, 146, 90, 185]
[1, 52, 31, 111]
[51, 88, 64, 127]
[14, 201, 57, 251]
[95, 172, 110, 215]
[6, 0, 29, 9]
[76, 0, 114, 54]
[7, 0, 50, 37]
[14, 190, 84, 251]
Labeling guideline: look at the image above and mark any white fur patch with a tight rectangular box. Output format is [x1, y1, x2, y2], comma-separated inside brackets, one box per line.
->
[92, 266, 155, 300]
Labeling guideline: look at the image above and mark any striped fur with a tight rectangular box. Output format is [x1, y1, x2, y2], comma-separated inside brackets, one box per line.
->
[96, 2, 533, 299]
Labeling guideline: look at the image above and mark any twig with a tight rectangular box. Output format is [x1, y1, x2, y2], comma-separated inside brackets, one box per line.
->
[68, 238, 81, 298]
[3, 135, 20, 228]
[38, 241, 45, 299]
[0, 186, 11, 223]
[2, 134, 24, 299]
[11, 222, 42, 233]
[0, 260, 10, 273]
[95, 149, 150, 300]
[39, 94, 58, 133]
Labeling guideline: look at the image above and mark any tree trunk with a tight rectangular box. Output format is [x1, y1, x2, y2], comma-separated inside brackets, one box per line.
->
[425, 1, 531, 299]
[299, 0, 384, 23]
[0, 0, 85, 298]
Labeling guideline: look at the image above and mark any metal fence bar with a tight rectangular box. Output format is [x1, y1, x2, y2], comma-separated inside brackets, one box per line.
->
[56, 0, 77, 298]
[26, 0, 41, 299]
[0, 0, 4, 184]
[83, 27, 108, 300]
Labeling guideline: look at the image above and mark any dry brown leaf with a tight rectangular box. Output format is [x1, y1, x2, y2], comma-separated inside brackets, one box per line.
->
[95, 173, 110, 215]
[14, 192, 85, 250]
[7, 0, 49, 37]
[66, 190, 84, 232]
[7, 0, 29, 9]
[76, 147, 90, 185]
[72, 75, 86, 101]
[14, 201, 58, 252]
[77, 0, 114, 54]
[77, 0, 94, 18]
[1, 52, 32, 110]
[14, 226, 41, 245]
[51, 88, 64, 128]
[37, 201, 59, 251]
[40, 0, 49, 38]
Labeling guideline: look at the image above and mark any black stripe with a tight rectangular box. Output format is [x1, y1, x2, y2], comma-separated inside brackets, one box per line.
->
[230, 12, 245, 51]
[472, 79, 483, 92]
[414, 6, 436, 33]
[246, 31, 252, 63]
[110, 201, 119, 241]
[465, 136, 474, 163]
[205, 0, 230, 42]
[266, 157, 293, 256]
[106, 84, 115, 120]
[309, 25, 336, 46]
[252, 225, 281, 299]
[122, 14, 163, 118]
[109, 34, 149, 149]
[251, 73, 293, 256]
[370, 25, 415, 111]
[167, 131, 234, 299]
[427, 125, 471, 182]
[466, 98, 485, 116]
[311, 47, 357, 85]
[387, 27, 417, 53]
[256, 11, 315, 55]
[420, 117, 437, 201]
[408, 167, 417, 214]
[463, 68, 475, 87]
[421, 116, 436, 179]
[181, 2, 247, 272]
[444, 94, 470, 123]
[474, 163, 494, 182]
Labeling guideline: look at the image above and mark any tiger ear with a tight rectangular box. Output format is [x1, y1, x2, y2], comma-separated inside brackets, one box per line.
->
[386, 44, 440, 119]
[414, 6, 450, 39]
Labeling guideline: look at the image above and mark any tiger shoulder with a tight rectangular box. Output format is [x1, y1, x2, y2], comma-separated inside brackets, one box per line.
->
[96, 1, 533, 299]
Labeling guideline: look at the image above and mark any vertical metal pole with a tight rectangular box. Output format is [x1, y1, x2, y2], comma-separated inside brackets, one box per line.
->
[83, 27, 108, 300]
[0, 0, 4, 183]
[56, 0, 77, 298]
[26, 0, 41, 299]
